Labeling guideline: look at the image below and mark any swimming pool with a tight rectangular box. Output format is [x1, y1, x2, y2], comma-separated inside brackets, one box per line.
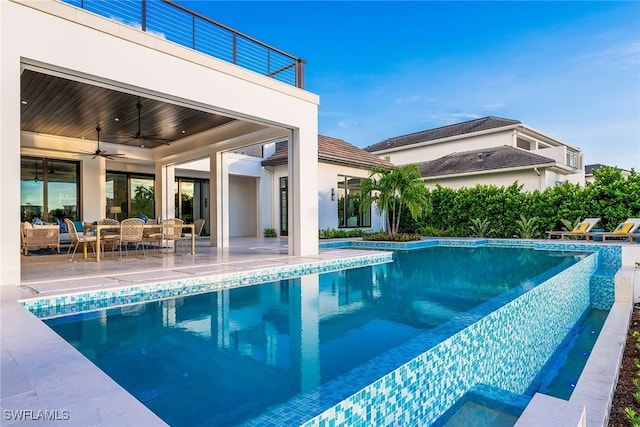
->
[40, 245, 596, 426]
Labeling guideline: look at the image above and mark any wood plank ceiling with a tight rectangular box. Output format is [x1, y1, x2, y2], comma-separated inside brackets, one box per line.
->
[20, 70, 236, 149]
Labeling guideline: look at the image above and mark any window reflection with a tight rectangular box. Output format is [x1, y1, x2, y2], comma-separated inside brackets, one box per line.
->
[20, 157, 79, 222]
[337, 175, 371, 228]
[106, 172, 154, 219]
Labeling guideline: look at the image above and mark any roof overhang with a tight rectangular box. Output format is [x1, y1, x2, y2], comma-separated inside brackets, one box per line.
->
[421, 162, 557, 181]
[370, 124, 519, 155]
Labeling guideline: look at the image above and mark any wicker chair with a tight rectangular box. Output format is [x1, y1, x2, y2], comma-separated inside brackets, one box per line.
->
[149, 218, 186, 254]
[64, 218, 96, 261]
[113, 218, 146, 259]
[97, 218, 120, 254]
[181, 218, 205, 252]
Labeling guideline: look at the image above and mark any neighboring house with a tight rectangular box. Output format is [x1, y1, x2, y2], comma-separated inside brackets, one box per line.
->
[3, 0, 320, 285]
[585, 164, 632, 183]
[262, 135, 393, 235]
[365, 116, 585, 191]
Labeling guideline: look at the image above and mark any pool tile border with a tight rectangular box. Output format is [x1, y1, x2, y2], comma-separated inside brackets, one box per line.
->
[21, 252, 392, 319]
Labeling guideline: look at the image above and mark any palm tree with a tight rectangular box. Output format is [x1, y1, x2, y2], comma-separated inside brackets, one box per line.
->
[361, 164, 429, 235]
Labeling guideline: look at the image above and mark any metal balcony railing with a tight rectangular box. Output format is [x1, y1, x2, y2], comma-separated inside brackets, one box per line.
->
[63, 0, 306, 88]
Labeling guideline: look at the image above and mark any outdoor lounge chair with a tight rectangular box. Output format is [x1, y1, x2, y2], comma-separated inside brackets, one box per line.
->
[583, 218, 640, 243]
[21, 221, 60, 255]
[545, 218, 601, 240]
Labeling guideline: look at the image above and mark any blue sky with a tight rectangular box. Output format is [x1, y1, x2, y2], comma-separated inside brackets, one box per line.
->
[177, 1, 640, 171]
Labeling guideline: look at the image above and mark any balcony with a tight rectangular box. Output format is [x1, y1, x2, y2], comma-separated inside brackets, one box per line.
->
[63, 0, 305, 88]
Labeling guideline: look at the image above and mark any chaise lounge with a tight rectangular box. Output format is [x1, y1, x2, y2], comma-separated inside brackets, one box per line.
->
[545, 218, 601, 240]
[583, 218, 640, 243]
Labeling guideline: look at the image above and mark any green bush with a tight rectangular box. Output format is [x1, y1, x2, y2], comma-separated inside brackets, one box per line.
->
[416, 167, 639, 238]
[263, 228, 277, 237]
[362, 232, 421, 242]
[318, 228, 366, 239]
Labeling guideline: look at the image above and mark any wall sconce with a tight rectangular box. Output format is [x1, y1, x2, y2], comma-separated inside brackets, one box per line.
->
[331, 188, 335, 201]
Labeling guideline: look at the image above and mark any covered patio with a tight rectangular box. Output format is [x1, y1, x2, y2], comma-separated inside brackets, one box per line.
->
[3, 0, 321, 290]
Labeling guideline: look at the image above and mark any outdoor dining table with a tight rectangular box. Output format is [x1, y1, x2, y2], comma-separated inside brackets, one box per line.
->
[82, 222, 196, 262]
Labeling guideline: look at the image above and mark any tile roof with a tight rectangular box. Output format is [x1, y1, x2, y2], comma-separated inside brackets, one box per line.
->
[364, 116, 521, 153]
[261, 135, 393, 169]
[417, 145, 555, 178]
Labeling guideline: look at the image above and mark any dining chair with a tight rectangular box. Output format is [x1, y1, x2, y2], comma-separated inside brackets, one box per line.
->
[181, 218, 205, 252]
[149, 218, 185, 255]
[64, 218, 96, 261]
[113, 218, 146, 259]
[97, 218, 120, 254]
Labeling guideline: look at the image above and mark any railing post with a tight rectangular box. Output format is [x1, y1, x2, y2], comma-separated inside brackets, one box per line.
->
[192, 15, 196, 49]
[296, 59, 305, 89]
[232, 32, 237, 65]
[141, 0, 147, 32]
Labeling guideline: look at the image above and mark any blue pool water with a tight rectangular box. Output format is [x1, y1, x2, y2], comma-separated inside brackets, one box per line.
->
[537, 308, 608, 399]
[44, 246, 586, 426]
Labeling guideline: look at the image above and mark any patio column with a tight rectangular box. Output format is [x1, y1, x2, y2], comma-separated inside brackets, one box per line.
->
[155, 163, 176, 221]
[1, 35, 21, 286]
[81, 157, 105, 221]
[288, 129, 318, 256]
[209, 152, 228, 247]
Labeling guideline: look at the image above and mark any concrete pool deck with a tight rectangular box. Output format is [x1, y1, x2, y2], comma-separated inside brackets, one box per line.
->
[2, 238, 639, 426]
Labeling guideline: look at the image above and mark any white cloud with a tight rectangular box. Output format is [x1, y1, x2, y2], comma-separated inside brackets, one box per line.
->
[395, 95, 421, 104]
[337, 119, 358, 129]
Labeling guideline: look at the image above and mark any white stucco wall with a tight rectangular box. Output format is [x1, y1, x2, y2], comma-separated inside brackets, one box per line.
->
[424, 168, 545, 192]
[228, 175, 257, 237]
[269, 162, 384, 235]
[2, 0, 319, 285]
[381, 130, 514, 166]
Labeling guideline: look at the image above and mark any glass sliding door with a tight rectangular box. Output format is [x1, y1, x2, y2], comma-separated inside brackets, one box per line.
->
[21, 157, 79, 222]
[175, 178, 209, 234]
[279, 177, 288, 236]
[337, 175, 371, 228]
[106, 172, 154, 220]
[130, 176, 155, 218]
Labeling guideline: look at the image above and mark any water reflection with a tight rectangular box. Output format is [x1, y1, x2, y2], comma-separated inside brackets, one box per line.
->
[46, 246, 580, 426]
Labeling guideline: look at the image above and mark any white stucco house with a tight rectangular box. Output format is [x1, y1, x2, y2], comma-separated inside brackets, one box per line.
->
[2, 0, 320, 286]
[365, 116, 585, 191]
[262, 135, 392, 235]
[585, 163, 632, 184]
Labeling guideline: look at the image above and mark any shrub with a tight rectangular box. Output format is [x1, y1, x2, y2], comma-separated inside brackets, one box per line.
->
[513, 215, 540, 239]
[421, 225, 449, 237]
[263, 228, 277, 237]
[318, 228, 366, 239]
[362, 232, 421, 242]
[469, 218, 494, 238]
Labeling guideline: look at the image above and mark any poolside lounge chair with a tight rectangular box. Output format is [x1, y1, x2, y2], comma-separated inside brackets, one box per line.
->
[584, 218, 640, 243]
[546, 218, 601, 240]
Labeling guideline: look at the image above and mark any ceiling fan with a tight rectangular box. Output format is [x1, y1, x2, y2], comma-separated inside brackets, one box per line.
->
[81, 126, 125, 160]
[123, 99, 172, 147]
